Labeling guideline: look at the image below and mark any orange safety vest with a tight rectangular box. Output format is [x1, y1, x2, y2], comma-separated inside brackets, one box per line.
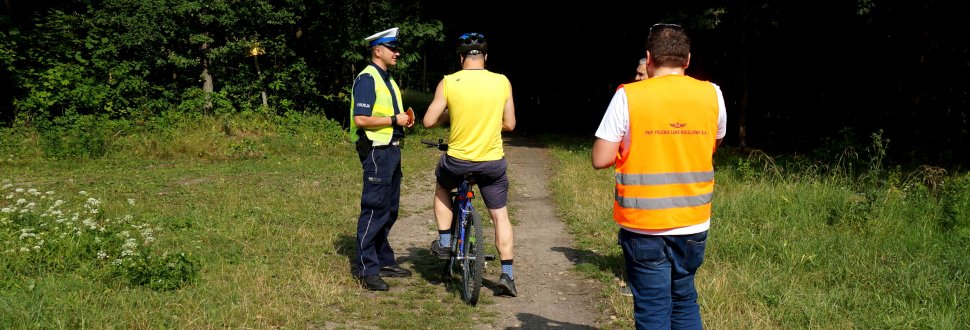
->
[614, 75, 720, 230]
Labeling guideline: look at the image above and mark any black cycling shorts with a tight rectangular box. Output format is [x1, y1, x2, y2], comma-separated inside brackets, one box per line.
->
[435, 155, 509, 209]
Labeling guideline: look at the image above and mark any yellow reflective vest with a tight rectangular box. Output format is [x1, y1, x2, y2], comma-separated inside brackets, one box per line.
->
[349, 65, 402, 146]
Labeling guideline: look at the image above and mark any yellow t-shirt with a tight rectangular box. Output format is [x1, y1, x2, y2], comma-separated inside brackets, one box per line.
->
[443, 69, 510, 161]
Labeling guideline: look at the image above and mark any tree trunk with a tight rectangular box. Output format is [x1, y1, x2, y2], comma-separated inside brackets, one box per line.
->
[202, 65, 213, 111]
[202, 41, 214, 111]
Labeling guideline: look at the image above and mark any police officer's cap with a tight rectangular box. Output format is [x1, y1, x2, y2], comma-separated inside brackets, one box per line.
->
[365, 27, 400, 48]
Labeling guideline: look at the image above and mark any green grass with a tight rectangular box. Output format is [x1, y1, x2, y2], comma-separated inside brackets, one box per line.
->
[0, 114, 496, 329]
[543, 136, 970, 329]
[5, 113, 968, 329]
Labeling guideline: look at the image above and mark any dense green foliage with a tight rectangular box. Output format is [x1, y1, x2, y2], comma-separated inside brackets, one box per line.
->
[1, 0, 442, 126]
[3, 1, 968, 166]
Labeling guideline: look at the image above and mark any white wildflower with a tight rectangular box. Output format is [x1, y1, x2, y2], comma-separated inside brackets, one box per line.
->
[15, 188, 23, 193]
[46, 191, 54, 195]
[112, 259, 122, 266]
[25, 202, 35, 209]
[19, 247, 29, 252]
[82, 218, 96, 229]
[1, 208, 10, 213]
[79, 191, 88, 195]
[97, 251, 107, 259]
[5, 194, 12, 199]
[2, 183, 11, 189]
[127, 198, 135, 205]
[16, 198, 26, 205]
[27, 189, 39, 195]
[123, 238, 137, 250]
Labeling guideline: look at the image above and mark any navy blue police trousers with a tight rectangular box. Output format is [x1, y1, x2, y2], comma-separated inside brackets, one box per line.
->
[355, 144, 402, 277]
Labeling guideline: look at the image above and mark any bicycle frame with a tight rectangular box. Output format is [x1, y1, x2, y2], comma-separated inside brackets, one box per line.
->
[453, 178, 475, 262]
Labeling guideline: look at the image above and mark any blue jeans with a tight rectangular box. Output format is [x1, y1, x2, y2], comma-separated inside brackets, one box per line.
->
[620, 229, 708, 330]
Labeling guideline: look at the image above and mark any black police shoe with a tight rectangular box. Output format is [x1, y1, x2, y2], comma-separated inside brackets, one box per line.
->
[379, 264, 412, 278]
[430, 239, 452, 260]
[497, 273, 518, 297]
[361, 274, 389, 291]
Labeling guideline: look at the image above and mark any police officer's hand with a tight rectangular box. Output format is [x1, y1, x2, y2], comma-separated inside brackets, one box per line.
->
[405, 107, 416, 128]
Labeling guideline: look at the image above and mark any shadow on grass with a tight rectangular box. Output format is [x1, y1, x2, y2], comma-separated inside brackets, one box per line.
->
[334, 234, 359, 277]
[335, 235, 446, 279]
[550, 246, 625, 279]
[508, 313, 598, 329]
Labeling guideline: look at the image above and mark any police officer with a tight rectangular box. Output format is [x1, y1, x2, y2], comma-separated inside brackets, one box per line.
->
[349, 27, 414, 291]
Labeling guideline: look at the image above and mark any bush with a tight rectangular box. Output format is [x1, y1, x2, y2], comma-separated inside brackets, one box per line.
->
[0, 184, 198, 291]
[37, 114, 124, 159]
[118, 252, 199, 291]
[940, 173, 970, 237]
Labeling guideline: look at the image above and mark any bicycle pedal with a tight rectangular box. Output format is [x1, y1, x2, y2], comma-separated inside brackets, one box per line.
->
[484, 254, 496, 261]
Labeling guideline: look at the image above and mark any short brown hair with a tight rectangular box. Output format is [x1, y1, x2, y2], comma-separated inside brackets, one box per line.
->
[646, 24, 690, 68]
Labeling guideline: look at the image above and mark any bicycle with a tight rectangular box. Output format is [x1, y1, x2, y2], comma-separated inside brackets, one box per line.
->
[421, 138, 495, 305]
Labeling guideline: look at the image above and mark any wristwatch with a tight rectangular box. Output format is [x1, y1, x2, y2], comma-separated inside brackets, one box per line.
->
[389, 115, 397, 127]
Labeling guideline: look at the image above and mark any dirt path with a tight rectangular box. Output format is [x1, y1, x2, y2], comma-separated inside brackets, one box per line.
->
[390, 136, 602, 329]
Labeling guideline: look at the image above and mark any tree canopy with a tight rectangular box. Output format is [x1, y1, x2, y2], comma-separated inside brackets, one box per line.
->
[1, 0, 967, 166]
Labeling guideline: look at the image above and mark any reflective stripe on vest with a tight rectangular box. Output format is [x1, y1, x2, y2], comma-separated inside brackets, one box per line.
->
[614, 75, 719, 230]
[349, 65, 403, 145]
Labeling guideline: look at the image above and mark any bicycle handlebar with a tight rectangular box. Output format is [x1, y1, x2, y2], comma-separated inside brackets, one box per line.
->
[420, 139, 449, 152]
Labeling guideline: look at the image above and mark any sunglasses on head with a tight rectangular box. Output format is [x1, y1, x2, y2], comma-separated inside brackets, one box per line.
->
[650, 23, 683, 34]
[459, 33, 485, 44]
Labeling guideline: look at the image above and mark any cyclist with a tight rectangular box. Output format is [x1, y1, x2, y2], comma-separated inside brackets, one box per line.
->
[422, 32, 518, 297]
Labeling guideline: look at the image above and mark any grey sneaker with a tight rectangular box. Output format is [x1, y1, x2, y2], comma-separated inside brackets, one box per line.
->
[430, 239, 451, 260]
[618, 285, 633, 297]
[497, 273, 518, 297]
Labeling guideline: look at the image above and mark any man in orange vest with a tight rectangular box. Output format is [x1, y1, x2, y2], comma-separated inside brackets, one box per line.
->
[592, 23, 726, 329]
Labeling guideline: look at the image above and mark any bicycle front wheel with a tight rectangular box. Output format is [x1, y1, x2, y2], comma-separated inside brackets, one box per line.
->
[460, 210, 486, 305]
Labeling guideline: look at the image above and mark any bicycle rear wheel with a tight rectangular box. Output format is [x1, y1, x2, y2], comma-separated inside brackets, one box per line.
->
[460, 210, 485, 305]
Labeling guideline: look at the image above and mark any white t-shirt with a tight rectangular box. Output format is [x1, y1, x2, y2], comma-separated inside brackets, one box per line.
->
[594, 78, 727, 236]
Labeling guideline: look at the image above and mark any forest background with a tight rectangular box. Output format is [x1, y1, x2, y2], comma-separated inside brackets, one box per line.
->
[1, 0, 968, 167]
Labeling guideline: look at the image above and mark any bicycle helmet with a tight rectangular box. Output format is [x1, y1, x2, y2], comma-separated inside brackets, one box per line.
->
[457, 32, 488, 56]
